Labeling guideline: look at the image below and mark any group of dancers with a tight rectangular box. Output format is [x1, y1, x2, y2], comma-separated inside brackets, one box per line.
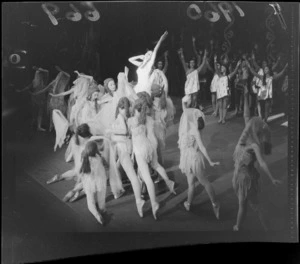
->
[20, 31, 283, 230]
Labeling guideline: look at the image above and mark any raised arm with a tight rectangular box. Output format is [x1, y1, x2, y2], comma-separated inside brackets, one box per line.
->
[178, 48, 188, 74]
[148, 31, 168, 68]
[128, 55, 145, 67]
[214, 55, 222, 77]
[272, 56, 281, 71]
[228, 60, 242, 80]
[192, 36, 201, 67]
[245, 60, 262, 80]
[251, 52, 260, 72]
[205, 58, 214, 72]
[273, 63, 288, 81]
[196, 50, 207, 73]
[162, 51, 169, 74]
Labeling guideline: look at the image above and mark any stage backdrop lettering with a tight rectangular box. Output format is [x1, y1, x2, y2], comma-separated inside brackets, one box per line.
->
[41, 2, 100, 25]
[187, 1, 244, 23]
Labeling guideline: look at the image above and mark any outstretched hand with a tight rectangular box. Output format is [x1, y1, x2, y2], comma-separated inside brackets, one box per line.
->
[178, 48, 183, 54]
[192, 36, 196, 42]
[210, 161, 220, 167]
[164, 50, 169, 57]
[272, 179, 282, 186]
[161, 31, 168, 41]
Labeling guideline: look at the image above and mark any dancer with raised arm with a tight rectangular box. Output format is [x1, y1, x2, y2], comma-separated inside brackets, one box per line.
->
[214, 55, 241, 124]
[177, 48, 208, 108]
[233, 117, 282, 231]
[129, 31, 168, 95]
[178, 107, 220, 218]
[245, 60, 288, 123]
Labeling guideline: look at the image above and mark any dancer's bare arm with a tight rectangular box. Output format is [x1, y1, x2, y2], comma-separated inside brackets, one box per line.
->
[251, 144, 281, 185]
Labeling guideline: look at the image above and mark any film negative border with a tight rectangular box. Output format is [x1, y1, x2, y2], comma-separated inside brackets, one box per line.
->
[287, 2, 299, 242]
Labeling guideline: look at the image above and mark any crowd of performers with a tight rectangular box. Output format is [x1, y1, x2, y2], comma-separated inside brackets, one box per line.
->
[18, 31, 285, 230]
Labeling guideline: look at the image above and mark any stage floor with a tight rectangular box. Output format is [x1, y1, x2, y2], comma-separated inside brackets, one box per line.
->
[2, 97, 290, 260]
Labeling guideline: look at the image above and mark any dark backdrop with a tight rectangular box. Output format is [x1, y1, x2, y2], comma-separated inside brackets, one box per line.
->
[2, 2, 291, 98]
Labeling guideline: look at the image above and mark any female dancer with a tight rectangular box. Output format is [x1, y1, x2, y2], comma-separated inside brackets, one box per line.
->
[46, 123, 124, 201]
[128, 31, 168, 95]
[214, 55, 241, 124]
[79, 140, 109, 225]
[16, 66, 49, 132]
[107, 97, 145, 217]
[178, 107, 220, 218]
[232, 117, 282, 231]
[151, 86, 168, 167]
[50, 71, 93, 129]
[209, 60, 221, 117]
[128, 99, 175, 219]
[245, 60, 288, 122]
[177, 49, 208, 108]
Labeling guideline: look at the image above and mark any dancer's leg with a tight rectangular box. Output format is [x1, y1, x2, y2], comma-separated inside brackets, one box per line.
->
[265, 99, 271, 122]
[222, 97, 228, 123]
[243, 90, 250, 125]
[234, 192, 248, 231]
[151, 152, 176, 194]
[218, 99, 223, 123]
[46, 169, 77, 184]
[136, 155, 159, 219]
[37, 106, 46, 131]
[120, 154, 145, 217]
[185, 173, 196, 210]
[86, 188, 103, 225]
[197, 175, 220, 219]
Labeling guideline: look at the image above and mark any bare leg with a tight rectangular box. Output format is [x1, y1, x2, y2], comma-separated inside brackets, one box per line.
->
[198, 176, 220, 219]
[136, 155, 159, 220]
[37, 106, 46, 132]
[86, 189, 104, 225]
[222, 97, 228, 123]
[257, 100, 262, 118]
[234, 193, 248, 231]
[184, 173, 196, 211]
[120, 154, 145, 217]
[46, 169, 77, 185]
[212, 93, 216, 115]
[152, 152, 176, 194]
[243, 91, 250, 125]
[218, 99, 222, 123]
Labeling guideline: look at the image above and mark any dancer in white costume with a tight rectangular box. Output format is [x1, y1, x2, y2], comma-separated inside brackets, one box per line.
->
[46, 123, 124, 202]
[178, 49, 208, 108]
[128, 99, 175, 220]
[178, 106, 220, 218]
[214, 55, 241, 124]
[50, 71, 93, 129]
[79, 140, 109, 225]
[107, 97, 145, 217]
[129, 31, 168, 95]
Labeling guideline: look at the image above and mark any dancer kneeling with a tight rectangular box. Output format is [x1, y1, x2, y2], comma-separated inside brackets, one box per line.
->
[232, 117, 281, 231]
[79, 140, 109, 225]
[178, 103, 220, 218]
